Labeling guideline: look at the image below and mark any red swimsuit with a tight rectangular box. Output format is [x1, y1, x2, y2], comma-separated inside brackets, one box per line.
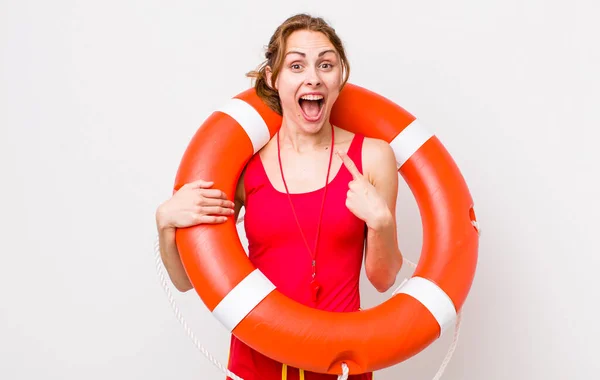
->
[227, 133, 373, 380]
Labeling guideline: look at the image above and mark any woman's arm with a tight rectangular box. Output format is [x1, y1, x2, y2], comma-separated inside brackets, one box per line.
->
[362, 138, 403, 292]
[336, 139, 403, 293]
[155, 178, 244, 292]
[156, 219, 193, 292]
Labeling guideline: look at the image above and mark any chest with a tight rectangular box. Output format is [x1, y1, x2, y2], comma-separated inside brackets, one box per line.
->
[244, 185, 365, 255]
[259, 146, 347, 194]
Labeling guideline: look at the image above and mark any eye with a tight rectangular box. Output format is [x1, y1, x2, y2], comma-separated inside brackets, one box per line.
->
[290, 63, 302, 71]
[320, 62, 334, 70]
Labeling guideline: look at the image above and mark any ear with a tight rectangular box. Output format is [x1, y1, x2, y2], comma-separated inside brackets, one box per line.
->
[265, 66, 276, 90]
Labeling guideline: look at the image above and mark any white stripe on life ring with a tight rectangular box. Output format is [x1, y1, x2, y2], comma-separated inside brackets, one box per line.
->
[389, 119, 434, 168]
[212, 269, 276, 332]
[216, 98, 271, 154]
[393, 276, 457, 336]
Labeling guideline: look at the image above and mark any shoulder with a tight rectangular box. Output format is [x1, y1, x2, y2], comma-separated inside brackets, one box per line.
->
[362, 137, 395, 160]
[362, 137, 397, 184]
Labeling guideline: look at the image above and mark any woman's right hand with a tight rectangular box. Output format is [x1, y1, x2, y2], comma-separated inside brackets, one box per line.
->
[155, 179, 235, 230]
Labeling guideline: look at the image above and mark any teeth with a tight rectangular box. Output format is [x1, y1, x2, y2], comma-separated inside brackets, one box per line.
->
[300, 94, 324, 101]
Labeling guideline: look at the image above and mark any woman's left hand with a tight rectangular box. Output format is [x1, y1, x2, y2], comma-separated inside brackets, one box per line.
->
[336, 150, 392, 230]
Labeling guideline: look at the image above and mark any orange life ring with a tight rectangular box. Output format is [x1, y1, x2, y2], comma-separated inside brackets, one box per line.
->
[173, 83, 479, 375]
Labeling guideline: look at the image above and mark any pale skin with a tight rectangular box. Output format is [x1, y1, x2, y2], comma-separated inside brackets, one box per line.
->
[156, 29, 403, 293]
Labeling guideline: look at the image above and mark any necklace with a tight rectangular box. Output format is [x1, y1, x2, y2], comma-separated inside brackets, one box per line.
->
[277, 124, 335, 304]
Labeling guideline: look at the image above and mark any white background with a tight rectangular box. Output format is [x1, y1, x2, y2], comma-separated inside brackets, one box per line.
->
[1, 1, 599, 379]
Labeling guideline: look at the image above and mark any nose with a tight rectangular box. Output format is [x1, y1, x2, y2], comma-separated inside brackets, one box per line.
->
[304, 66, 322, 87]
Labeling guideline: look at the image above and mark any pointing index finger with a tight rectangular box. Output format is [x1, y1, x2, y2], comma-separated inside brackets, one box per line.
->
[336, 150, 361, 180]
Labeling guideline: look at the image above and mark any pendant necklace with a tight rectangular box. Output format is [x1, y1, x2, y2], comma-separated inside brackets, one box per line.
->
[277, 124, 334, 304]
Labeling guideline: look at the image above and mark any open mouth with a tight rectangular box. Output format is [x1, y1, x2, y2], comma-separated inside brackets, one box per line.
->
[298, 94, 325, 122]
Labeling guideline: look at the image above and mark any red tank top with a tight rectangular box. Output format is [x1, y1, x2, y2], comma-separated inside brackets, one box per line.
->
[227, 133, 373, 380]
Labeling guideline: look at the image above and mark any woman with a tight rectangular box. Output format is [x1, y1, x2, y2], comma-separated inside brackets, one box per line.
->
[156, 13, 403, 380]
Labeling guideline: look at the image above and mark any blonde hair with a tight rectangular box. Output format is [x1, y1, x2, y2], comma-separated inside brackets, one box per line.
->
[246, 13, 350, 115]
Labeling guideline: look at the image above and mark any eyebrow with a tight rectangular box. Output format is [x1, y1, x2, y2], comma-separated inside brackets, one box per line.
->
[285, 49, 337, 58]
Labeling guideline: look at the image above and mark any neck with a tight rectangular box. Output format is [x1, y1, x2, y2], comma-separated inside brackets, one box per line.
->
[278, 119, 333, 153]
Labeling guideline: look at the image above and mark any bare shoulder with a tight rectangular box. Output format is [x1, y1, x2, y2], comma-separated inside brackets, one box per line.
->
[362, 137, 397, 184]
[363, 137, 395, 159]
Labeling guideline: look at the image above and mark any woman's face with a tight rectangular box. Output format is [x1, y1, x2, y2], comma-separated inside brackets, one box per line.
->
[270, 30, 343, 135]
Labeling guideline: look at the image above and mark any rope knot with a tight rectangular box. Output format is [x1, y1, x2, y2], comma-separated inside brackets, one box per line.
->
[337, 362, 349, 380]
